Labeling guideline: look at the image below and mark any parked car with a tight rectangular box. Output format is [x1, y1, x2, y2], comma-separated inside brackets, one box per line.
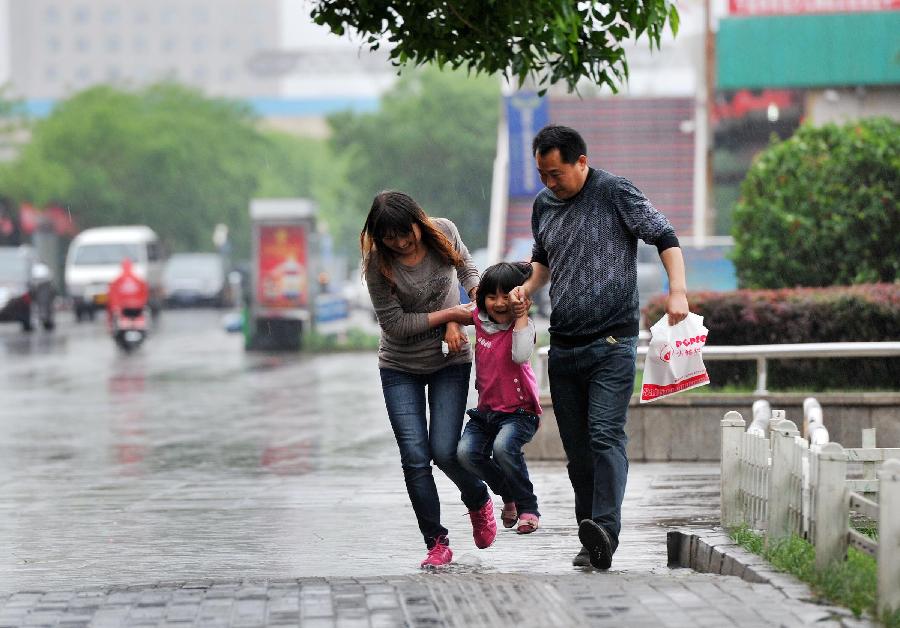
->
[0, 245, 56, 331]
[162, 253, 231, 308]
[65, 226, 164, 321]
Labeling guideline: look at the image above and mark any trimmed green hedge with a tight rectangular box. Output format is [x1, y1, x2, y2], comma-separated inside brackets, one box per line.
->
[644, 283, 900, 390]
[731, 117, 900, 289]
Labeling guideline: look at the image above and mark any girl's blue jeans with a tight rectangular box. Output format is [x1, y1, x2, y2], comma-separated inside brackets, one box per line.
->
[457, 408, 540, 516]
[380, 362, 489, 548]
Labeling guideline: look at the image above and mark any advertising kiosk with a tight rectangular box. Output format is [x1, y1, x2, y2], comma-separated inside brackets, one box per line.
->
[247, 198, 316, 351]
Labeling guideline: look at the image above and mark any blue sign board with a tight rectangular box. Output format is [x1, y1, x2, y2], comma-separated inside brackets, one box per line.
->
[506, 93, 549, 198]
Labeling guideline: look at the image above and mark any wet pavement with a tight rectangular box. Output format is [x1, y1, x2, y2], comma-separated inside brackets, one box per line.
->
[0, 311, 872, 626]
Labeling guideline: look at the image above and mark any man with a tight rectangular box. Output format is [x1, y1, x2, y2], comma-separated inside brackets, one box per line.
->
[510, 125, 689, 570]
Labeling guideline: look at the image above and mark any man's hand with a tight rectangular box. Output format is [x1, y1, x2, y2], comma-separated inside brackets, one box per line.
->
[444, 321, 469, 353]
[666, 290, 689, 326]
[509, 285, 530, 318]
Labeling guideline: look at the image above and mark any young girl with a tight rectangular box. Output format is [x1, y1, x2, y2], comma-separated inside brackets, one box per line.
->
[454, 262, 542, 534]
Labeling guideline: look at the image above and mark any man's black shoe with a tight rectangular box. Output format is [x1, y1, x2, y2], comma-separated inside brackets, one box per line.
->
[572, 546, 591, 567]
[578, 519, 613, 569]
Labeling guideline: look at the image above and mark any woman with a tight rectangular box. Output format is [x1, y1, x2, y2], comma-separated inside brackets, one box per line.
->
[362, 191, 496, 569]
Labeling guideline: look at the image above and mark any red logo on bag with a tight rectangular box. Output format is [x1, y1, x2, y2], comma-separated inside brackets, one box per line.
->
[658, 344, 672, 362]
[675, 334, 707, 348]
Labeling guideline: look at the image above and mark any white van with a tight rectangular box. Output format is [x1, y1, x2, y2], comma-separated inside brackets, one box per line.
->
[65, 226, 164, 321]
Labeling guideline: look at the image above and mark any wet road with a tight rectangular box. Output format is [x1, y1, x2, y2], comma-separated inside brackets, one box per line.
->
[0, 310, 719, 596]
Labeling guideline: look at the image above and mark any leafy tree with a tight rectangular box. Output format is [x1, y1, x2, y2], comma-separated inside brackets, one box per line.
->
[0, 83, 267, 255]
[310, 0, 679, 93]
[327, 66, 499, 252]
[255, 130, 355, 251]
[731, 118, 899, 288]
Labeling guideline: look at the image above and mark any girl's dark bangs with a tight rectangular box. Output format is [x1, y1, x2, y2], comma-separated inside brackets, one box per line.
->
[481, 264, 524, 294]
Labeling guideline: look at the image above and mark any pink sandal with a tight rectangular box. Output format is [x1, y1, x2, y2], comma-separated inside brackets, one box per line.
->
[517, 513, 539, 534]
[500, 502, 518, 528]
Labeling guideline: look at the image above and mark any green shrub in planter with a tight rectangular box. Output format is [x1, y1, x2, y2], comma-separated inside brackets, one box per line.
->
[732, 117, 899, 289]
[644, 284, 900, 390]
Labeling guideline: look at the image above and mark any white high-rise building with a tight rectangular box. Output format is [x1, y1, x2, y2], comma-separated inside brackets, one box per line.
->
[8, 0, 281, 100]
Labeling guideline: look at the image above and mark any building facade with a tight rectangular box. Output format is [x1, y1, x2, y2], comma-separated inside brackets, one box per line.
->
[8, 0, 280, 100]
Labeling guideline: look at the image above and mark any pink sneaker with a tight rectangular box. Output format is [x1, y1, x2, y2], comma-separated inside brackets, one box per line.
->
[469, 499, 497, 549]
[501, 502, 518, 528]
[420, 537, 453, 569]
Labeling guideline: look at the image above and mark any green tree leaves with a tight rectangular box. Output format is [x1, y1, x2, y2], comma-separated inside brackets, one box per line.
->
[309, 0, 678, 94]
[732, 118, 900, 288]
[0, 83, 266, 255]
[326, 66, 499, 252]
[0, 69, 500, 262]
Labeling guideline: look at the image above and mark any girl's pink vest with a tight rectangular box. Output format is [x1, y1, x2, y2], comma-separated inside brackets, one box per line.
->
[472, 307, 542, 416]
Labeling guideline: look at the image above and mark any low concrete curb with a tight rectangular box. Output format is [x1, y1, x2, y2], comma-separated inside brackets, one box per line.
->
[667, 528, 816, 597]
[666, 529, 873, 626]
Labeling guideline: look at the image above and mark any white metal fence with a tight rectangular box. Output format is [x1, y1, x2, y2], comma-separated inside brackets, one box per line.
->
[720, 407, 900, 616]
[536, 341, 900, 395]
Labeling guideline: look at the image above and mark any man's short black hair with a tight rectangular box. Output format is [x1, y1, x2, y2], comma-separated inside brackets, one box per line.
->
[532, 125, 587, 164]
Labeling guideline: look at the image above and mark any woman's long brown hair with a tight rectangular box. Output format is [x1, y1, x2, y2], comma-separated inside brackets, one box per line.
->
[360, 191, 463, 286]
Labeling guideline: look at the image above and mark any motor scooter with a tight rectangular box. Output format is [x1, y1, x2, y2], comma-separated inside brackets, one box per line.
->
[107, 259, 149, 352]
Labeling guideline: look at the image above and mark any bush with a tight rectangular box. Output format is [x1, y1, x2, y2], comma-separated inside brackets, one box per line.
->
[732, 117, 899, 289]
[644, 283, 900, 390]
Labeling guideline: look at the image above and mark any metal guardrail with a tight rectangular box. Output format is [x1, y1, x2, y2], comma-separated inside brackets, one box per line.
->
[536, 341, 900, 395]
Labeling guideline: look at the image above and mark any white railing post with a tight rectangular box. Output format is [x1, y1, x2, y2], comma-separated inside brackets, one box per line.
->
[721, 411, 746, 528]
[877, 459, 900, 617]
[811, 442, 848, 570]
[749, 399, 770, 434]
[754, 356, 768, 395]
[862, 428, 877, 487]
[768, 418, 800, 544]
[803, 397, 829, 445]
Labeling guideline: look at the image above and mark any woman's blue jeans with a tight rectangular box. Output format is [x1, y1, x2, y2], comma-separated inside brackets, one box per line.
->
[380, 363, 489, 547]
[547, 336, 638, 553]
[457, 408, 540, 516]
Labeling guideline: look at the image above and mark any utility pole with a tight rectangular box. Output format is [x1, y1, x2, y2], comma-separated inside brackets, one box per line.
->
[693, 0, 716, 248]
[705, 0, 717, 244]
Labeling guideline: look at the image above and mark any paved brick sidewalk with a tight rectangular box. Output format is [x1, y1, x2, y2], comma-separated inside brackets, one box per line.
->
[0, 572, 867, 627]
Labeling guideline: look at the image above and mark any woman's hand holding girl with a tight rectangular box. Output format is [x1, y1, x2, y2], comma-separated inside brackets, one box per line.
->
[444, 322, 469, 354]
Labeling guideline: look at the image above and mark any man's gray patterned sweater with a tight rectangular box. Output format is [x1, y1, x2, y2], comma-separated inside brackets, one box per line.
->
[531, 168, 680, 346]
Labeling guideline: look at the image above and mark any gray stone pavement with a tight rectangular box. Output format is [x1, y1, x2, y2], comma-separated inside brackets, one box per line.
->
[0, 311, 873, 626]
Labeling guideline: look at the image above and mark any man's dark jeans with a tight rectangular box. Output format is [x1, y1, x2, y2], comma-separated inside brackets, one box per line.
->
[457, 408, 540, 516]
[548, 335, 638, 552]
[380, 363, 489, 547]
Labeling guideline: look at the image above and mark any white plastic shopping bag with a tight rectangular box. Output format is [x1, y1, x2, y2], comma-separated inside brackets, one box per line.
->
[640, 312, 710, 403]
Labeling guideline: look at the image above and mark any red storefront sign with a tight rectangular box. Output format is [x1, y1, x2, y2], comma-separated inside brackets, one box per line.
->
[256, 225, 308, 308]
[729, 0, 899, 14]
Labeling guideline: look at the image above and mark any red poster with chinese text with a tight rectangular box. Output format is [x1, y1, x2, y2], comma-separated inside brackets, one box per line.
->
[257, 225, 308, 308]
